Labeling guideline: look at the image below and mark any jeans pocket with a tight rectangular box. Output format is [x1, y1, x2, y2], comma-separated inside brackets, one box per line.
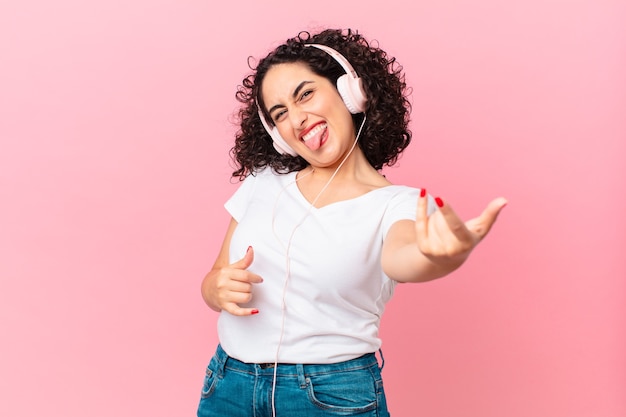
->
[305, 368, 377, 414]
[200, 367, 218, 399]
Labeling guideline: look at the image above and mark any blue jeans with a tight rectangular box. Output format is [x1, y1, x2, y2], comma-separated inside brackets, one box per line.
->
[197, 344, 390, 416]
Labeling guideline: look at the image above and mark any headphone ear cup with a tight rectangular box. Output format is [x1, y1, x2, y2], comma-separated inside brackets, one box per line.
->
[336, 74, 367, 114]
[269, 128, 297, 156]
[257, 107, 298, 156]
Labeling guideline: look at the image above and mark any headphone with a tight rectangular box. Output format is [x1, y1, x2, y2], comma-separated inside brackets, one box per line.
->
[257, 43, 368, 156]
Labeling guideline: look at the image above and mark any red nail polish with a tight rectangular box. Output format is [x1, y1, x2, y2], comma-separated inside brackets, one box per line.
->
[251, 309, 259, 315]
[435, 197, 444, 207]
[420, 188, 426, 198]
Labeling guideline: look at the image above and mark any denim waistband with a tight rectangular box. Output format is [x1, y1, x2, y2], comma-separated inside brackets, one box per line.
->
[213, 344, 381, 378]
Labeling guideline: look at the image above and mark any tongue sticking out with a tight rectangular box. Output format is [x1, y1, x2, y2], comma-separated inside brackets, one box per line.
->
[304, 135, 322, 151]
[302, 125, 327, 151]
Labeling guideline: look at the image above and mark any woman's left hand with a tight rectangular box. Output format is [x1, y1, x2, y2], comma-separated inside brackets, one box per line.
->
[415, 190, 508, 267]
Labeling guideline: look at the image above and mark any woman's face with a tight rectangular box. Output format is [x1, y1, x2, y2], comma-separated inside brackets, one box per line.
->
[261, 62, 356, 166]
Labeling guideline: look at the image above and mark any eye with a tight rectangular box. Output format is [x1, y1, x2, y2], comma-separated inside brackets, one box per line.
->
[273, 109, 287, 123]
[299, 89, 314, 101]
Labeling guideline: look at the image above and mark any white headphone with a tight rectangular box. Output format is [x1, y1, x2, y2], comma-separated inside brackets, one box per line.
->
[257, 43, 368, 156]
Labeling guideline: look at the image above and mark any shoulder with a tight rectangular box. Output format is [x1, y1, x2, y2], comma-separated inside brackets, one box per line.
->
[378, 184, 420, 202]
[378, 185, 436, 217]
[232, 167, 299, 199]
[246, 167, 297, 185]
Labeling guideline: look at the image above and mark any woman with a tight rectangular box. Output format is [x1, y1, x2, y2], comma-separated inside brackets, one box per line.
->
[198, 28, 506, 416]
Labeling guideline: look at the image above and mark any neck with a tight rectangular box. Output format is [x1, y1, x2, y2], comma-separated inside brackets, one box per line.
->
[303, 146, 371, 181]
[307, 114, 368, 178]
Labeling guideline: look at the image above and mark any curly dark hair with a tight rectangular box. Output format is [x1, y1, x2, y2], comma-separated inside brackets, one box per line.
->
[230, 28, 412, 180]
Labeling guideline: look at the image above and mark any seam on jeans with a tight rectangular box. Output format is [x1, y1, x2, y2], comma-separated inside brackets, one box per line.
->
[304, 376, 377, 413]
[252, 372, 258, 417]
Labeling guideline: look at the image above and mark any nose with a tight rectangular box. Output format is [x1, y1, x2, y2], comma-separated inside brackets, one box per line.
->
[288, 107, 307, 129]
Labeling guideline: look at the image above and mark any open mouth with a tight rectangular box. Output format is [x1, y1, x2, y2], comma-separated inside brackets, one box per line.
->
[301, 123, 328, 151]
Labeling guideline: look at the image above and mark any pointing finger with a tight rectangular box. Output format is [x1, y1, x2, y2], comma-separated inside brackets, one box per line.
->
[415, 188, 429, 240]
[432, 197, 473, 242]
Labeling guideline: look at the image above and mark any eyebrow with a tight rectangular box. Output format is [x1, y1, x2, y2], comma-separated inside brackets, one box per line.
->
[267, 80, 314, 116]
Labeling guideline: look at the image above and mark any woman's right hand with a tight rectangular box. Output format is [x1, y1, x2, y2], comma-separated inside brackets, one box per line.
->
[201, 246, 263, 316]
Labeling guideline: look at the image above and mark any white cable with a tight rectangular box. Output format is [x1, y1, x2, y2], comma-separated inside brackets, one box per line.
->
[269, 115, 367, 417]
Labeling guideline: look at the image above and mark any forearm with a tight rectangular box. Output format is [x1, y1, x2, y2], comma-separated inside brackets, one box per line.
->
[383, 243, 469, 283]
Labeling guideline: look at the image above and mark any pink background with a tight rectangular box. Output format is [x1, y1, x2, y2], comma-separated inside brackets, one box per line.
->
[1, 1, 624, 416]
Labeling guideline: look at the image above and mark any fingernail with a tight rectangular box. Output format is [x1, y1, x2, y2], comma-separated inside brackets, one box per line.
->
[247, 246, 252, 253]
[435, 197, 444, 207]
[251, 309, 259, 315]
[420, 188, 426, 198]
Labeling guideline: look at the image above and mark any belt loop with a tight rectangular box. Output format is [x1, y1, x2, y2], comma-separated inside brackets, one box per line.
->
[214, 344, 228, 378]
[296, 364, 307, 388]
[378, 348, 385, 371]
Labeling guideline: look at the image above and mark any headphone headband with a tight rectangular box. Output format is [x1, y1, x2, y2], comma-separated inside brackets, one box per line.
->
[258, 43, 367, 156]
[305, 44, 359, 79]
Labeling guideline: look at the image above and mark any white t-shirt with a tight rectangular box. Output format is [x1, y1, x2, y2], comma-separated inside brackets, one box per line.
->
[217, 167, 429, 364]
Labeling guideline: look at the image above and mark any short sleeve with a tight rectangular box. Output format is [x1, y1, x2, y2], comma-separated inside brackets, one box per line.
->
[381, 187, 437, 239]
[224, 173, 259, 222]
